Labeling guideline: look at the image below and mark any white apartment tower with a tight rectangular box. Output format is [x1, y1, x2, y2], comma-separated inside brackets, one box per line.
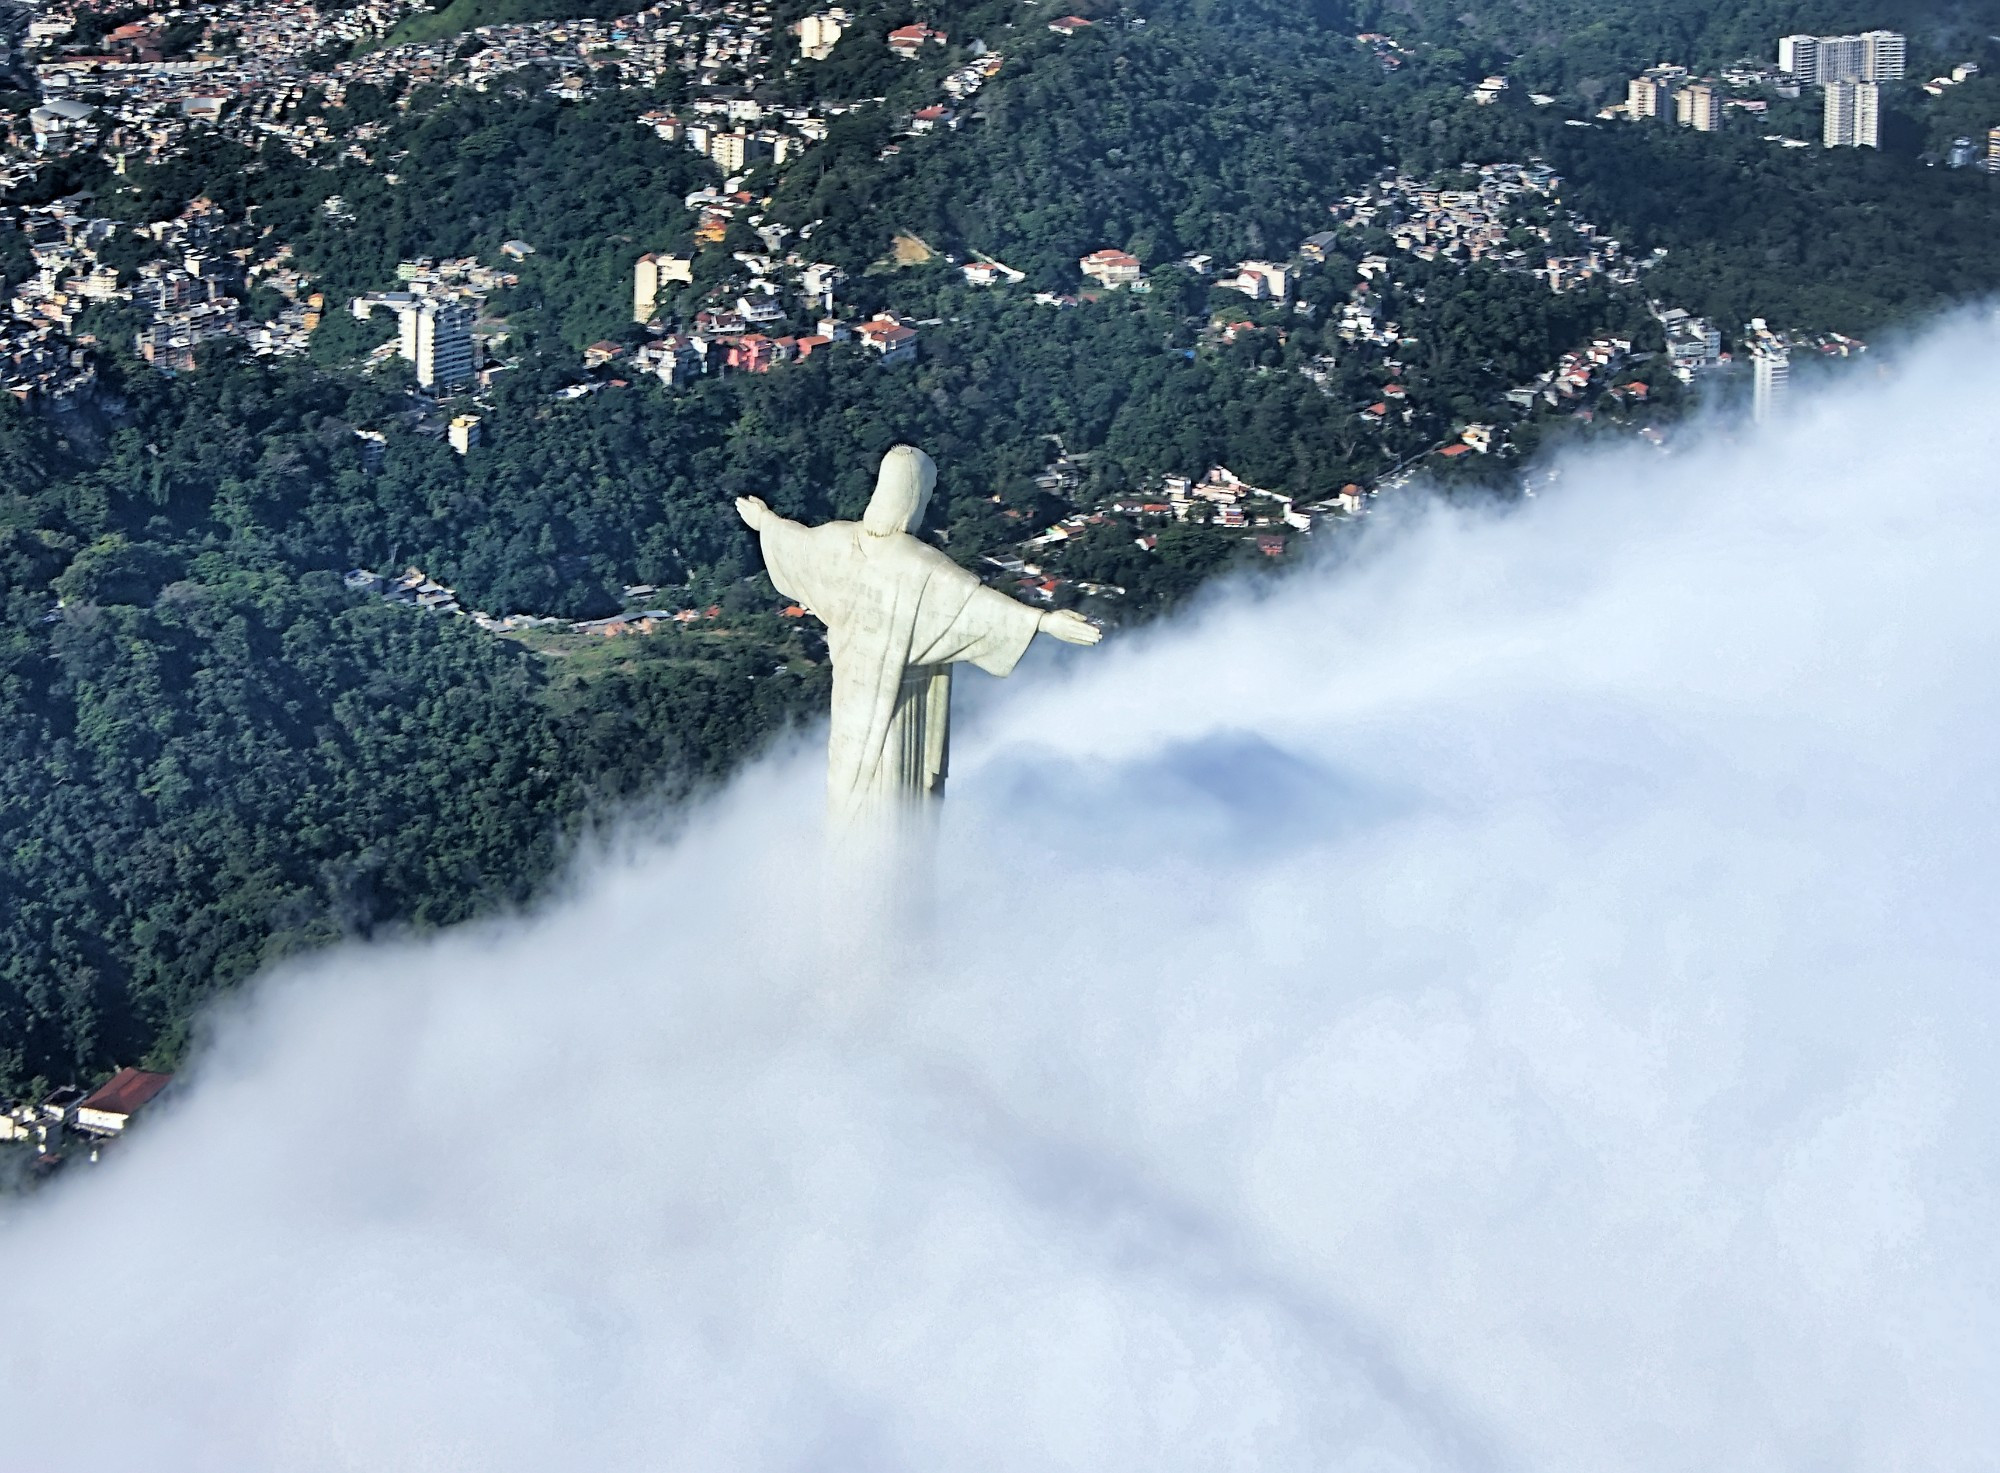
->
[400, 300, 477, 391]
[1753, 348, 1791, 424]
[1818, 34, 1867, 83]
[1860, 30, 1906, 80]
[1783, 30, 1905, 84]
[1778, 34, 1820, 84]
[1823, 81, 1881, 148]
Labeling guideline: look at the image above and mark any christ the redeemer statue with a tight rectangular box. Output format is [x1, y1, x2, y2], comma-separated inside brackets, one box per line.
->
[736, 444, 1100, 821]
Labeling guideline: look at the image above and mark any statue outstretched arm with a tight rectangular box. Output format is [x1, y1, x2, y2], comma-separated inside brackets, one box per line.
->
[737, 495, 837, 617]
[1038, 608, 1102, 646]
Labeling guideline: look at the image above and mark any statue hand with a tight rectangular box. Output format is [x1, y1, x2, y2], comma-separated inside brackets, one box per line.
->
[1039, 608, 1102, 646]
[735, 495, 772, 531]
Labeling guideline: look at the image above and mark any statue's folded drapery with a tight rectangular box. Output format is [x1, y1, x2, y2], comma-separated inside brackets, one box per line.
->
[758, 512, 1043, 818]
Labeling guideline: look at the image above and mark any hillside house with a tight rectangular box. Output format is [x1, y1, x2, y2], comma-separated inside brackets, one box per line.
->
[857, 316, 919, 364]
[888, 23, 946, 57]
[1079, 248, 1143, 288]
[74, 1068, 173, 1136]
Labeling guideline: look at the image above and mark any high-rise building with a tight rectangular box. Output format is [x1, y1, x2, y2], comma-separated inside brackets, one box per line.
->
[448, 414, 480, 455]
[792, 8, 850, 61]
[400, 300, 476, 391]
[1823, 80, 1881, 148]
[1853, 80, 1881, 145]
[1784, 30, 1905, 84]
[1859, 30, 1906, 80]
[1677, 83, 1721, 131]
[1989, 125, 2000, 165]
[1779, 34, 1820, 84]
[1627, 75, 1667, 118]
[633, 252, 693, 323]
[709, 130, 748, 173]
[1752, 347, 1790, 424]
[1818, 34, 1867, 83]
[634, 254, 660, 324]
[1784, 31, 1905, 83]
[707, 131, 772, 174]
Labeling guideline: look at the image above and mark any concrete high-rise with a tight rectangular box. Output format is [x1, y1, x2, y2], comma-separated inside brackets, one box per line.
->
[1860, 30, 1906, 81]
[1627, 75, 1667, 119]
[1753, 348, 1790, 424]
[1818, 34, 1866, 83]
[635, 255, 659, 324]
[1785, 30, 1905, 84]
[792, 8, 849, 61]
[400, 300, 476, 391]
[710, 130, 748, 173]
[1779, 34, 1820, 84]
[1677, 83, 1721, 131]
[1823, 81, 1881, 148]
[634, 252, 693, 323]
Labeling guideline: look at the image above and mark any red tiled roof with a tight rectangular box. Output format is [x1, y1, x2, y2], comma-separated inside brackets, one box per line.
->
[79, 1067, 172, 1118]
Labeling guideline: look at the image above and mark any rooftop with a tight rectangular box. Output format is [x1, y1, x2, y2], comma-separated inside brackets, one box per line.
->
[79, 1067, 174, 1118]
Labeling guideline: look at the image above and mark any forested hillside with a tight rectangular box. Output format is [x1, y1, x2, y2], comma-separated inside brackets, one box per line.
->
[5, 0, 2000, 1098]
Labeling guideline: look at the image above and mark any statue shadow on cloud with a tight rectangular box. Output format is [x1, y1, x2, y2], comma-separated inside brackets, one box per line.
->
[957, 730, 1401, 858]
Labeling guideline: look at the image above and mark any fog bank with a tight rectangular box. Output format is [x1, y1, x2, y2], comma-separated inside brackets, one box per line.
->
[5, 319, 2000, 1471]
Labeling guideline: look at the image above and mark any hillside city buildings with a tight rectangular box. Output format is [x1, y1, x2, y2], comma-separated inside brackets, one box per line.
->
[1626, 67, 1722, 130]
[3, 1068, 174, 1176]
[352, 259, 505, 391]
[1611, 27, 1920, 153]
[1327, 162, 1646, 295]
[0, 0, 1898, 545]
[1617, 63, 1754, 132]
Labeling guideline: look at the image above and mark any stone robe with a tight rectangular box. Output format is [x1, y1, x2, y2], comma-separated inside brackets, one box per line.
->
[758, 512, 1044, 819]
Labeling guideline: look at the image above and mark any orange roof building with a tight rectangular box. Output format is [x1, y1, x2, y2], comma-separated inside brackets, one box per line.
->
[75, 1068, 172, 1135]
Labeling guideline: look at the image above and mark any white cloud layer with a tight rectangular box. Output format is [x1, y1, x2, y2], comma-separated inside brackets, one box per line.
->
[6, 319, 2000, 1471]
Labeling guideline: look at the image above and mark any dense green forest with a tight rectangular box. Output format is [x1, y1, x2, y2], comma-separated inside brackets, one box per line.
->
[6, 0, 2000, 1099]
[0, 369, 828, 1090]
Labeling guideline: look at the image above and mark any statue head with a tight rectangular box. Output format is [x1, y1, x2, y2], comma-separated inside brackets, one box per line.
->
[862, 445, 936, 537]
